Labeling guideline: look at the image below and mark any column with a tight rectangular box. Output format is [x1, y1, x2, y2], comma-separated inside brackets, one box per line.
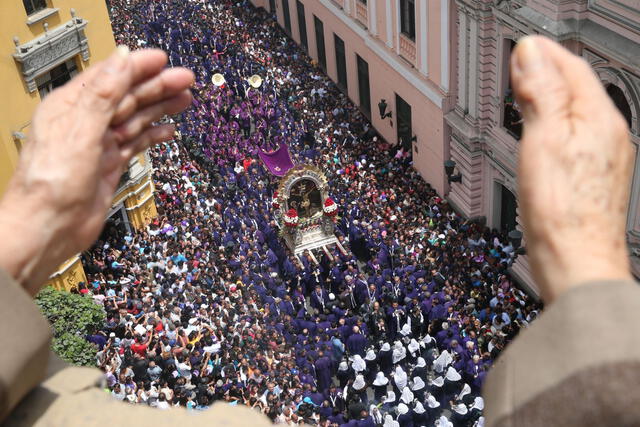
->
[419, 0, 429, 76]
[456, 10, 467, 111]
[440, 0, 450, 92]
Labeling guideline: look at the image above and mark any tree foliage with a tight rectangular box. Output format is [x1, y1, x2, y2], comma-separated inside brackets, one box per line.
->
[35, 287, 106, 366]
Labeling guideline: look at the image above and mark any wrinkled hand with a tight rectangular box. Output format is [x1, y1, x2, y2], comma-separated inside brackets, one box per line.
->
[0, 47, 194, 295]
[512, 36, 634, 303]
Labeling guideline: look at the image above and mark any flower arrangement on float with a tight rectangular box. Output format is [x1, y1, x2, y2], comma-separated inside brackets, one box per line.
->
[323, 197, 338, 219]
[283, 208, 299, 228]
[272, 191, 280, 210]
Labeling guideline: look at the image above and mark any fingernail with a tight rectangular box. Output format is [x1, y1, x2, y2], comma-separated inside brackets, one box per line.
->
[515, 37, 545, 73]
[106, 45, 130, 72]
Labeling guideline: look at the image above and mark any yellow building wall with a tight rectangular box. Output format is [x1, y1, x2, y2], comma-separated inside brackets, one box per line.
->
[0, 0, 117, 196]
[47, 255, 88, 291]
[0, 0, 159, 290]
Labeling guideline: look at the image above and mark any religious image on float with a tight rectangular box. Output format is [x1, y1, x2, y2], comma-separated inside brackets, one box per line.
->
[272, 164, 344, 257]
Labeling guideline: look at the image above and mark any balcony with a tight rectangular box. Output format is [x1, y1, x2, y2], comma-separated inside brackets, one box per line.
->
[399, 34, 416, 64]
[356, 0, 368, 27]
[332, 0, 345, 8]
[12, 9, 89, 93]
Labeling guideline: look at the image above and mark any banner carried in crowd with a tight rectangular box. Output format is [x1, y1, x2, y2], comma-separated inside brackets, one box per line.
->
[258, 142, 294, 176]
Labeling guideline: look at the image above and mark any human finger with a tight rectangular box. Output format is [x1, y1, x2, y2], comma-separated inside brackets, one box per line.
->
[111, 67, 195, 126]
[119, 124, 176, 162]
[111, 89, 193, 142]
[68, 48, 168, 93]
[77, 46, 133, 123]
[510, 36, 571, 129]
[532, 37, 614, 122]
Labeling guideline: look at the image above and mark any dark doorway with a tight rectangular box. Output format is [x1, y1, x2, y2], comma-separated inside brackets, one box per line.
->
[282, 0, 291, 34]
[269, 0, 276, 17]
[499, 184, 518, 233]
[334, 34, 347, 92]
[314, 16, 326, 70]
[357, 54, 371, 118]
[606, 84, 633, 129]
[395, 94, 413, 155]
[296, 1, 308, 51]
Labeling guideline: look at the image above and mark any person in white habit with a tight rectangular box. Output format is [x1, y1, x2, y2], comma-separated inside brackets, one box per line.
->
[392, 365, 408, 396]
[351, 354, 366, 374]
[412, 401, 428, 426]
[373, 371, 390, 403]
[383, 413, 400, 427]
[435, 415, 454, 427]
[430, 375, 445, 406]
[392, 340, 407, 364]
[364, 348, 378, 383]
[399, 387, 414, 405]
[347, 373, 368, 405]
[410, 376, 426, 402]
[396, 402, 413, 426]
[425, 392, 442, 426]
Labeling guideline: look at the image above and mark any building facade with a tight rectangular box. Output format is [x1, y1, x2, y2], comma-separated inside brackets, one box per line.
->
[1, 0, 158, 291]
[251, 0, 458, 196]
[448, 0, 640, 293]
[255, 0, 640, 295]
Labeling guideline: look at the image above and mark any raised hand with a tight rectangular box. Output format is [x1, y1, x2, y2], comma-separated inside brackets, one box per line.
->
[512, 36, 634, 303]
[0, 47, 194, 295]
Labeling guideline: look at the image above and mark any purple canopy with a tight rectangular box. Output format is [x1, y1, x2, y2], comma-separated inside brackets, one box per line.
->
[258, 143, 294, 176]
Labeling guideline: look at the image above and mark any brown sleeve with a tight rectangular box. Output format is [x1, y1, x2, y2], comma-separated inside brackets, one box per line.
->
[483, 280, 640, 427]
[0, 268, 52, 422]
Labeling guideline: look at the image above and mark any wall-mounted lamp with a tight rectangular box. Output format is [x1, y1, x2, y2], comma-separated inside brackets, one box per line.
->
[508, 229, 527, 256]
[378, 99, 392, 119]
[12, 132, 26, 151]
[444, 160, 462, 183]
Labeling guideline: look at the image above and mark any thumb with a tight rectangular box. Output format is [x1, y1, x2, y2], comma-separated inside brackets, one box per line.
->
[510, 36, 570, 127]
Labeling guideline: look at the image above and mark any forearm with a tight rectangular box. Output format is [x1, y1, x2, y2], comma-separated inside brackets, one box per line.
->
[484, 279, 640, 426]
[0, 189, 67, 296]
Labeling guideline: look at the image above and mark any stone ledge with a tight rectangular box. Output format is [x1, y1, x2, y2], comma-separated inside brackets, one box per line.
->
[26, 8, 59, 26]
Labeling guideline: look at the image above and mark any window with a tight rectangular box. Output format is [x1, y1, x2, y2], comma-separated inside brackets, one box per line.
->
[334, 34, 347, 91]
[296, 1, 308, 51]
[23, 0, 47, 16]
[502, 39, 522, 140]
[498, 184, 518, 233]
[269, 0, 276, 16]
[282, 0, 292, 34]
[357, 55, 371, 117]
[36, 58, 78, 99]
[314, 16, 326, 70]
[606, 84, 633, 129]
[399, 0, 416, 40]
[396, 94, 413, 154]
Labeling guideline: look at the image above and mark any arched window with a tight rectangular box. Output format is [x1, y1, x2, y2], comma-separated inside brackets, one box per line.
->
[606, 84, 633, 128]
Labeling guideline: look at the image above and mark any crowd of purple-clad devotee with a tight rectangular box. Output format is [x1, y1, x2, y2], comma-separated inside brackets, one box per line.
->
[78, 0, 542, 425]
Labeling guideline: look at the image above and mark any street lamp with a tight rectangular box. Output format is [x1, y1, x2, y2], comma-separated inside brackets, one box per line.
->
[378, 99, 392, 119]
[444, 160, 462, 183]
[508, 229, 527, 256]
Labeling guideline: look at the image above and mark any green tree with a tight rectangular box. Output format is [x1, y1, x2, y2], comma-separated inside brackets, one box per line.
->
[35, 287, 106, 366]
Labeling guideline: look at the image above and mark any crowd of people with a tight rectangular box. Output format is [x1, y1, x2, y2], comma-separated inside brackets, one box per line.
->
[79, 0, 542, 425]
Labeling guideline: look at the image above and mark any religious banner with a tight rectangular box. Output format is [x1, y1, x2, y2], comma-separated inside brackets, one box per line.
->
[258, 143, 294, 176]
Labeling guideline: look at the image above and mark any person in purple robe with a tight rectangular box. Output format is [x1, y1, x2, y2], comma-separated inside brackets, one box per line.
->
[314, 351, 333, 394]
[346, 326, 368, 357]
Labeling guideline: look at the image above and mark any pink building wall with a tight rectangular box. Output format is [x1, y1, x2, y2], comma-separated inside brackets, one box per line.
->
[449, 0, 640, 294]
[253, 0, 640, 295]
[250, 0, 457, 196]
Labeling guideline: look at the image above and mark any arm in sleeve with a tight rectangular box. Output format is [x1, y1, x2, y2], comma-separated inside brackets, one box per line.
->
[0, 268, 52, 422]
[483, 280, 640, 427]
